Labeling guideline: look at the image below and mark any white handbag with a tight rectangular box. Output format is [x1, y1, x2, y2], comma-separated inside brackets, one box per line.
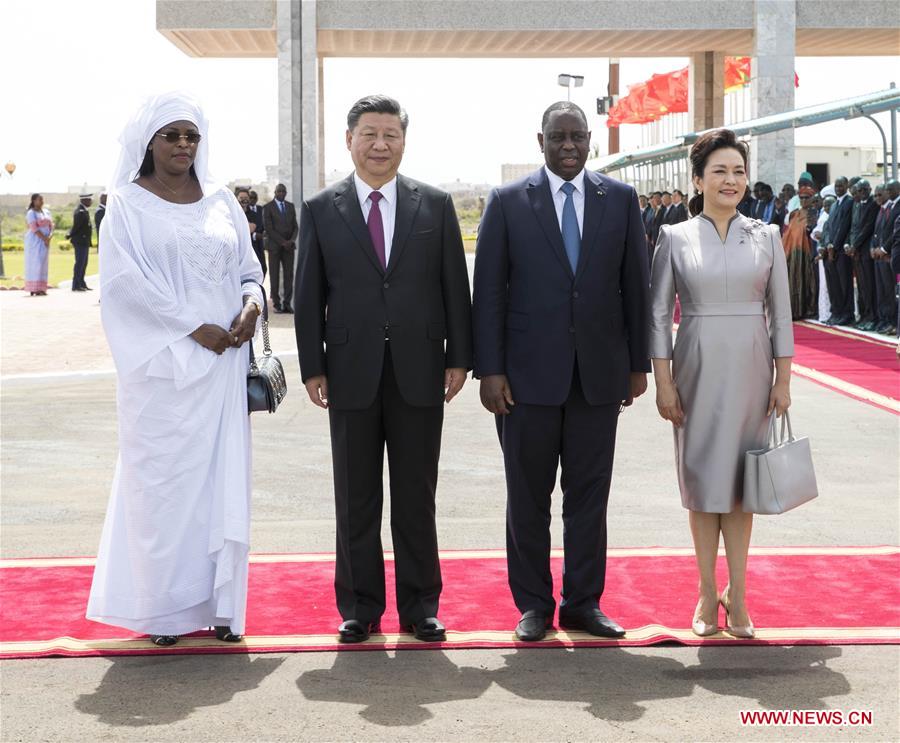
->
[743, 411, 819, 515]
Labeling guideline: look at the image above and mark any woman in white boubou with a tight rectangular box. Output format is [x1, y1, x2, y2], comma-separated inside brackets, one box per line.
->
[86, 92, 264, 646]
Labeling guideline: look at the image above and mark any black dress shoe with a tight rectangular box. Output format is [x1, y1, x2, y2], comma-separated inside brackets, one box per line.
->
[282, 304, 293, 314]
[515, 609, 553, 641]
[558, 607, 626, 638]
[273, 304, 284, 313]
[338, 619, 381, 643]
[401, 617, 446, 641]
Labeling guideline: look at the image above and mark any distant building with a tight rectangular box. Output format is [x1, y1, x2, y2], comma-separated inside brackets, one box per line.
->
[325, 169, 351, 187]
[794, 145, 882, 189]
[501, 164, 542, 184]
[438, 179, 493, 194]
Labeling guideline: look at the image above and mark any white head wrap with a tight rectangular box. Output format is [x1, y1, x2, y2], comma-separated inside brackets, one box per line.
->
[108, 91, 218, 196]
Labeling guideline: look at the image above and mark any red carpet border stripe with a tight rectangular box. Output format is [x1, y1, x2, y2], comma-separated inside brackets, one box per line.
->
[3, 626, 899, 659]
[1, 548, 898, 658]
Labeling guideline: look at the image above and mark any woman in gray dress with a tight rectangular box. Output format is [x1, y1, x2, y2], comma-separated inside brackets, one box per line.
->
[649, 129, 794, 638]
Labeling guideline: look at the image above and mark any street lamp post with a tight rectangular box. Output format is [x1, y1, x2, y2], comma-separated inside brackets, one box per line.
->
[557, 73, 584, 102]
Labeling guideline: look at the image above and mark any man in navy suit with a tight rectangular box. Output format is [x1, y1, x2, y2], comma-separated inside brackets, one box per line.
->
[823, 176, 855, 325]
[472, 101, 650, 641]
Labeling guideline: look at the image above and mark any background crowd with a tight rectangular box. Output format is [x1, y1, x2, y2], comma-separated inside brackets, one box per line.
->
[641, 173, 900, 336]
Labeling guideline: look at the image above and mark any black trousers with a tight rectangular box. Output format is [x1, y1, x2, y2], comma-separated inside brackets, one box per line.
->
[825, 252, 854, 320]
[252, 240, 267, 278]
[72, 243, 89, 289]
[874, 260, 895, 324]
[328, 345, 444, 625]
[267, 243, 295, 307]
[497, 365, 620, 616]
[854, 251, 876, 323]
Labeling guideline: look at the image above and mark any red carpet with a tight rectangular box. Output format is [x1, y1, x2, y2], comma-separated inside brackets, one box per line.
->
[1, 547, 897, 658]
[790, 322, 898, 414]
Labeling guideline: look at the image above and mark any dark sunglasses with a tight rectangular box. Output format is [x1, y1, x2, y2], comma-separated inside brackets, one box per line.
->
[154, 131, 202, 144]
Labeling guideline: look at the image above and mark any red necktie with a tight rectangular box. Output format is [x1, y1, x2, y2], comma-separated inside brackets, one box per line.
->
[367, 191, 386, 269]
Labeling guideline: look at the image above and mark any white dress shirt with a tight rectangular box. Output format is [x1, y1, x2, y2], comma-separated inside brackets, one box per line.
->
[544, 165, 585, 237]
[354, 172, 397, 263]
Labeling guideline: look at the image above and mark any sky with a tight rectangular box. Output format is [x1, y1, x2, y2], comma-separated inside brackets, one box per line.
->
[1, 0, 897, 193]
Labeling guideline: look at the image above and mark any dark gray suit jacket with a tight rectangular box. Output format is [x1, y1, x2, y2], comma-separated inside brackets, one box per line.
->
[263, 199, 298, 249]
[295, 173, 473, 410]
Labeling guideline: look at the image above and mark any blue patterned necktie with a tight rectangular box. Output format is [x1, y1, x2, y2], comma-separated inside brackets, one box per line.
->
[560, 181, 580, 273]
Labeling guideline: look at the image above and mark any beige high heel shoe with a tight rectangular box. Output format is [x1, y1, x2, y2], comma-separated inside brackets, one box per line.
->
[720, 585, 755, 638]
[691, 595, 720, 637]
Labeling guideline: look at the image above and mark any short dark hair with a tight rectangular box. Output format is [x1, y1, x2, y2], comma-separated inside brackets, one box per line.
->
[650, 191, 662, 198]
[673, 189, 685, 197]
[661, 190, 672, 196]
[347, 94, 408, 132]
[541, 101, 588, 131]
[688, 128, 750, 217]
[639, 194, 648, 199]
[235, 187, 250, 197]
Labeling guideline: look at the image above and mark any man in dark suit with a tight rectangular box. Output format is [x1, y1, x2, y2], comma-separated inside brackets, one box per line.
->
[295, 94, 473, 644]
[890, 210, 900, 337]
[654, 191, 672, 236]
[94, 193, 107, 238]
[248, 190, 267, 278]
[236, 187, 266, 277]
[822, 177, 855, 325]
[472, 101, 649, 642]
[68, 193, 93, 291]
[752, 183, 779, 226]
[666, 189, 688, 225]
[264, 183, 299, 313]
[643, 191, 660, 253]
[845, 180, 879, 330]
[872, 181, 899, 334]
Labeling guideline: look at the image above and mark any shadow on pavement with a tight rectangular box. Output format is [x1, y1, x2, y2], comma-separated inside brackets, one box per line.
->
[296, 650, 492, 726]
[668, 644, 851, 709]
[297, 644, 852, 727]
[74, 653, 284, 727]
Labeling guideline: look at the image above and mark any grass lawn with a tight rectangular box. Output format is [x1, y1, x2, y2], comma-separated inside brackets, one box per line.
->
[0, 247, 94, 289]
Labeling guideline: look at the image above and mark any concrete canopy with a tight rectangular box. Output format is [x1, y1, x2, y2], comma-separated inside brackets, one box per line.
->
[157, 0, 900, 58]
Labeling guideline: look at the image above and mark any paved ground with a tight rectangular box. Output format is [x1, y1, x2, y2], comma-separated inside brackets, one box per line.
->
[1, 267, 898, 741]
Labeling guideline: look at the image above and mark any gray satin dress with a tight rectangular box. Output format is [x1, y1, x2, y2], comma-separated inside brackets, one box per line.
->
[649, 213, 794, 513]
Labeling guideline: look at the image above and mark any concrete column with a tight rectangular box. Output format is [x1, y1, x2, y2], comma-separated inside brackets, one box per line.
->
[689, 52, 725, 133]
[277, 0, 319, 206]
[299, 0, 319, 200]
[751, 0, 795, 189]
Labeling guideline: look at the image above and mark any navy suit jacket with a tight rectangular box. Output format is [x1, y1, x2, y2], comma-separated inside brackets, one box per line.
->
[472, 168, 650, 407]
[825, 195, 853, 249]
